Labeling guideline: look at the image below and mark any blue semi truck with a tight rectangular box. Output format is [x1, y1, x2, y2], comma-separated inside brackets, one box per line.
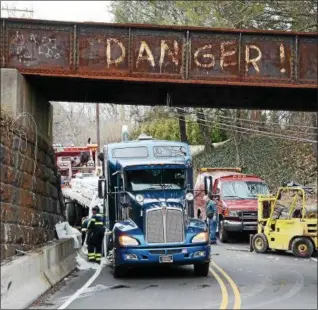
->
[98, 132, 210, 278]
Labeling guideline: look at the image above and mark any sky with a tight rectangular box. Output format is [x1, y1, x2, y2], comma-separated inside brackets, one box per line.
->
[1, 1, 113, 23]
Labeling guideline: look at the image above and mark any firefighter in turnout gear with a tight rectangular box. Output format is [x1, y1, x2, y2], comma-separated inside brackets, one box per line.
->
[87, 206, 105, 264]
[81, 216, 89, 246]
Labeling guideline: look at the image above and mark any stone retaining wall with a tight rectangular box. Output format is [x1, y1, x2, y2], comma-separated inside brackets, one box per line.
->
[0, 111, 65, 261]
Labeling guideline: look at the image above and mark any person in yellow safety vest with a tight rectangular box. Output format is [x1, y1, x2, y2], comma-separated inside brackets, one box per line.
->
[81, 216, 89, 246]
[87, 206, 105, 264]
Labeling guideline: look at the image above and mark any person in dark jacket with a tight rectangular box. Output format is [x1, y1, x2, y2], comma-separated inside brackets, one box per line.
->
[87, 206, 105, 264]
[81, 216, 89, 246]
[205, 192, 218, 244]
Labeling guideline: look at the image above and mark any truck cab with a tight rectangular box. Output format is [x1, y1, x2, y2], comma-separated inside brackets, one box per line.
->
[98, 134, 210, 277]
[194, 168, 269, 243]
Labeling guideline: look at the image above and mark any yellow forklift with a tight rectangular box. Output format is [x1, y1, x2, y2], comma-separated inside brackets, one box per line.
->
[250, 184, 317, 258]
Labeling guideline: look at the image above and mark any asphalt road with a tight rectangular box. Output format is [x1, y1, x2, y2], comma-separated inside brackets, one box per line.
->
[30, 240, 317, 310]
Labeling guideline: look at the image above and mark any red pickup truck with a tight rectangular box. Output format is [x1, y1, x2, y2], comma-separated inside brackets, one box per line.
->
[194, 168, 270, 243]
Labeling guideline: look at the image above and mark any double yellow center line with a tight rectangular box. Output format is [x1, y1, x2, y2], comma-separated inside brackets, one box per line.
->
[210, 261, 242, 309]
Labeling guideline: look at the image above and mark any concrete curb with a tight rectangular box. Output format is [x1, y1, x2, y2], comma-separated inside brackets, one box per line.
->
[1, 239, 78, 309]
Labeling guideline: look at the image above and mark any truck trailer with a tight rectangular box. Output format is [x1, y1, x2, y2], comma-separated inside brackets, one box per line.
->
[98, 132, 210, 278]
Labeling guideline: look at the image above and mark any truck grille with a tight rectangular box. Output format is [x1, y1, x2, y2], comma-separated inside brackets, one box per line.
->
[146, 209, 165, 243]
[240, 211, 257, 220]
[146, 207, 184, 244]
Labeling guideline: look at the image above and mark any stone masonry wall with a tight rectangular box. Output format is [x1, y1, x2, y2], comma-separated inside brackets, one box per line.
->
[0, 110, 65, 262]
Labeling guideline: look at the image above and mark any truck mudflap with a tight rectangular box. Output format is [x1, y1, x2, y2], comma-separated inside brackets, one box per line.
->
[116, 244, 211, 266]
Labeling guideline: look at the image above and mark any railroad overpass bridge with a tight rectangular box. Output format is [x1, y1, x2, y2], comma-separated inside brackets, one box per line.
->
[1, 18, 317, 113]
[1, 18, 317, 142]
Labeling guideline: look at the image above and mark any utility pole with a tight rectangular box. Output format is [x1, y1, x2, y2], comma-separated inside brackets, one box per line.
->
[96, 103, 101, 166]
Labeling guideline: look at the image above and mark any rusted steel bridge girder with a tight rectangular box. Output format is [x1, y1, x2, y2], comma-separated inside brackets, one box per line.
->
[1, 18, 317, 111]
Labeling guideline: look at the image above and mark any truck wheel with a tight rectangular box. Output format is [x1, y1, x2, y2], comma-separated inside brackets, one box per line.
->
[66, 203, 76, 226]
[219, 220, 229, 243]
[291, 238, 314, 258]
[194, 262, 210, 277]
[194, 263, 210, 277]
[113, 249, 126, 278]
[252, 233, 268, 253]
[113, 265, 126, 278]
[76, 205, 85, 226]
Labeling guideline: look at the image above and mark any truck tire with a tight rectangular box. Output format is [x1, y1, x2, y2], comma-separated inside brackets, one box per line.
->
[74, 204, 83, 226]
[66, 203, 76, 226]
[252, 233, 268, 253]
[194, 262, 210, 277]
[219, 220, 229, 243]
[291, 238, 314, 258]
[113, 249, 126, 278]
[113, 265, 127, 278]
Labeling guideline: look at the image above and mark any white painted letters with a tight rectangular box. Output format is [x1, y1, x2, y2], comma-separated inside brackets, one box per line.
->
[220, 41, 237, 70]
[136, 41, 155, 68]
[245, 44, 262, 73]
[159, 40, 179, 71]
[194, 44, 215, 69]
[279, 43, 286, 74]
[106, 38, 126, 67]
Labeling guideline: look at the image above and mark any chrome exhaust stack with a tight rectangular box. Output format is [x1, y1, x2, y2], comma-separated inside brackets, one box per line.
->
[121, 125, 129, 142]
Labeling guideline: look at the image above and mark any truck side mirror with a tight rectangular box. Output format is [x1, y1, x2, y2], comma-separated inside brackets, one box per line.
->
[98, 153, 104, 162]
[98, 179, 107, 199]
[204, 176, 213, 195]
[98, 153, 105, 176]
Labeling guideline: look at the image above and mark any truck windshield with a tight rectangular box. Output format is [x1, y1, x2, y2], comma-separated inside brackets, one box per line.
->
[126, 168, 186, 191]
[222, 181, 269, 199]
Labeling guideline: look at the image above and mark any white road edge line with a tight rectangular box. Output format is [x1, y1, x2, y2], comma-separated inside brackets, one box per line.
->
[58, 264, 104, 310]
[310, 257, 317, 262]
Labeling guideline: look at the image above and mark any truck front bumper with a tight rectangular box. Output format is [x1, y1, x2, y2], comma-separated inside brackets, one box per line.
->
[224, 220, 257, 232]
[116, 244, 210, 266]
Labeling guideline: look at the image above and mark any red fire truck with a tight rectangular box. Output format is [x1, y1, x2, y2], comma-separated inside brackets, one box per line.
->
[53, 144, 98, 181]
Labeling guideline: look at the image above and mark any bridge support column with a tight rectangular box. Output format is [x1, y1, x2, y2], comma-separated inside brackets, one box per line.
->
[1, 69, 65, 262]
[1, 69, 52, 143]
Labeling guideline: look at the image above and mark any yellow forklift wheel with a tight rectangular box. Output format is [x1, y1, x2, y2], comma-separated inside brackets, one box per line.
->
[298, 244, 308, 253]
[252, 233, 268, 253]
[291, 237, 314, 258]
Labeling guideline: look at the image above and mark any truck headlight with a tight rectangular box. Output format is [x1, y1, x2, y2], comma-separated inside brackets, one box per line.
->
[185, 192, 194, 201]
[136, 194, 144, 203]
[229, 211, 239, 217]
[119, 235, 139, 246]
[192, 232, 208, 243]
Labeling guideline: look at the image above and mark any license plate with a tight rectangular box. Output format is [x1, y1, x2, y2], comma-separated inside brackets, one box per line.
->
[159, 255, 173, 263]
[244, 226, 257, 231]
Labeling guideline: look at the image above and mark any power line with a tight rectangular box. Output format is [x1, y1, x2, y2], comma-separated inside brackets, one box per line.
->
[174, 107, 317, 130]
[139, 110, 316, 144]
[212, 116, 315, 138]
[174, 107, 317, 138]
[169, 112, 317, 144]
[218, 113, 317, 130]
[1, 4, 34, 18]
[177, 116, 317, 144]
[198, 116, 317, 143]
